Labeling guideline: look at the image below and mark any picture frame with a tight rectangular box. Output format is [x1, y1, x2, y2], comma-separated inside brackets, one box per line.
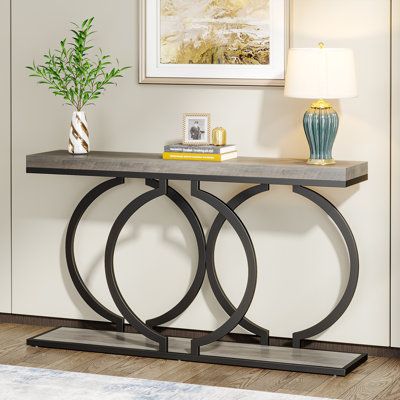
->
[183, 113, 211, 145]
[139, 0, 289, 86]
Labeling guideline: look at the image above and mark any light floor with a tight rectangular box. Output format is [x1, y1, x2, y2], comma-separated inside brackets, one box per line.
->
[0, 323, 399, 400]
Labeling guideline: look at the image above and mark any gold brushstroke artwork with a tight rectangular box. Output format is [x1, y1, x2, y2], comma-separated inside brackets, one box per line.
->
[160, 0, 270, 65]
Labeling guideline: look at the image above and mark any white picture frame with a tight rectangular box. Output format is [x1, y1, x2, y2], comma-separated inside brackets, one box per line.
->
[183, 113, 211, 145]
[140, 0, 289, 86]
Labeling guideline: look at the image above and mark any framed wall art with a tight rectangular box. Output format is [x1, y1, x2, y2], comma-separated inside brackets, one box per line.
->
[140, 0, 289, 86]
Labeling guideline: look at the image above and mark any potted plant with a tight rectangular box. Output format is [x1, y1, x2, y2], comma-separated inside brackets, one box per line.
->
[27, 17, 130, 155]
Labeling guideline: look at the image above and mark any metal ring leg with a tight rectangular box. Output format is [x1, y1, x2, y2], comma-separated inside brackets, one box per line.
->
[207, 184, 270, 345]
[190, 181, 258, 355]
[105, 179, 169, 352]
[66, 177, 125, 332]
[292, 186, 359, 348]
[145, 179, 206, 328]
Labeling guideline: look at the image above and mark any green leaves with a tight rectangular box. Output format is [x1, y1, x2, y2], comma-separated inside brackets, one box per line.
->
[27, 17, 130, 111]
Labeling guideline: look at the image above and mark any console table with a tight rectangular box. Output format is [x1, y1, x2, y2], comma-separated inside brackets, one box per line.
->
[26, 150, 368, 376]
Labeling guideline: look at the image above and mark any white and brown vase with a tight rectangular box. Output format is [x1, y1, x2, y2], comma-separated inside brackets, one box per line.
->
[69, 111, 90, 155]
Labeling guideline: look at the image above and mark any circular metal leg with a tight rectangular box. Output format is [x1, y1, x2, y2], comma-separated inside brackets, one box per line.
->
[145, 179, 206, 328]
[292, 185, 359, 348]
[105, 179, 170, 352]
[207, 184, 270, 345]
[66, 177, 125, 332]
[190, 181, 258, 355]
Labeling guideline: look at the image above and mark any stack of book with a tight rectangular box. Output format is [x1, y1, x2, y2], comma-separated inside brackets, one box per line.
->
[163, 144, 238, 162]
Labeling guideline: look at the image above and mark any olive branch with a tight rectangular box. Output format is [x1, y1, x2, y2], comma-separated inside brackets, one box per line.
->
[27, 17, 130, 111]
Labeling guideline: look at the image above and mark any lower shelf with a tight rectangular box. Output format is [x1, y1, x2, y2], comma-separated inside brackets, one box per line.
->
[27, 327, 367, 376]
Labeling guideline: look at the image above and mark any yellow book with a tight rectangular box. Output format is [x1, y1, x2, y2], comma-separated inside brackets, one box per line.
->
[163, 152, 238, 162]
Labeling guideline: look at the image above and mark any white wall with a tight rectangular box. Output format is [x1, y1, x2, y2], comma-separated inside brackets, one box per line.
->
[9, 0, 392, 346]
[0, 0, 11, 313]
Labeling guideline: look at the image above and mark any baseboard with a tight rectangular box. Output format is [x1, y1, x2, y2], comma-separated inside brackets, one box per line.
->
[1, 312, 398, 358]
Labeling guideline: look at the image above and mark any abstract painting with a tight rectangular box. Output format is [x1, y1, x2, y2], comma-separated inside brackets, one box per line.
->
[160, 0, 270, 65]
[140, 0, 287, 85]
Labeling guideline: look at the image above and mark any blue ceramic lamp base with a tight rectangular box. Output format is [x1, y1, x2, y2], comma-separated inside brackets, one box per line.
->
[303, 100, 339, 166]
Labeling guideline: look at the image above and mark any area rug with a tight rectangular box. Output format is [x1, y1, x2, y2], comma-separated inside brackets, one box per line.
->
[0, 364, 334, 400]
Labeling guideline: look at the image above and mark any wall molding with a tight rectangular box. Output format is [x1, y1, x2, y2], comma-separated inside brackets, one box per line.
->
[391, 0, 400, 347]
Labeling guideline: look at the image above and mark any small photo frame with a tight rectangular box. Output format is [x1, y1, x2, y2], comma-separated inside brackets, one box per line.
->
[183, 113, 211, 145]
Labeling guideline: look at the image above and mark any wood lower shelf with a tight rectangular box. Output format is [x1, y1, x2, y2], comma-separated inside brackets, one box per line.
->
[27, 327, 367, 376]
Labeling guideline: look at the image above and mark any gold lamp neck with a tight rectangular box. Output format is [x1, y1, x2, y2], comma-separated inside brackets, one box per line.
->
[310, 99, 333, 109]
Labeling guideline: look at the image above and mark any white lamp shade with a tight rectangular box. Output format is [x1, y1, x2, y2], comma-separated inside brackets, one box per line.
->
[284, 47, 357, 99]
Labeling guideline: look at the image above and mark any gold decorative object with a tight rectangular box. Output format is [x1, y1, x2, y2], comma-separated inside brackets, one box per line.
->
[212, 127, 227, 146]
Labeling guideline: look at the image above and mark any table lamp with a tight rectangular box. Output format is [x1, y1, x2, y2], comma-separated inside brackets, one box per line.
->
[284, 43, 357, 165]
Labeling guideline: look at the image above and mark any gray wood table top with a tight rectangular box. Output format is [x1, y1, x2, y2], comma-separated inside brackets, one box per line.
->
[26, 150, 368, 187]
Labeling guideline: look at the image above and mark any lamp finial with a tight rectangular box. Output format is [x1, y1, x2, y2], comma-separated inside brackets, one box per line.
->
[319, 42, 325, 49]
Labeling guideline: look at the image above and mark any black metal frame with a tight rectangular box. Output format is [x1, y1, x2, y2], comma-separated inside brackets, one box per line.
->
[205, 184, 270, 345]
[65, 177, 125, 332]
[28, 176, 367, 376]
[190, 181, 258, 355]
[291, 186, 360, 348]
[145, 179, 206, 329]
